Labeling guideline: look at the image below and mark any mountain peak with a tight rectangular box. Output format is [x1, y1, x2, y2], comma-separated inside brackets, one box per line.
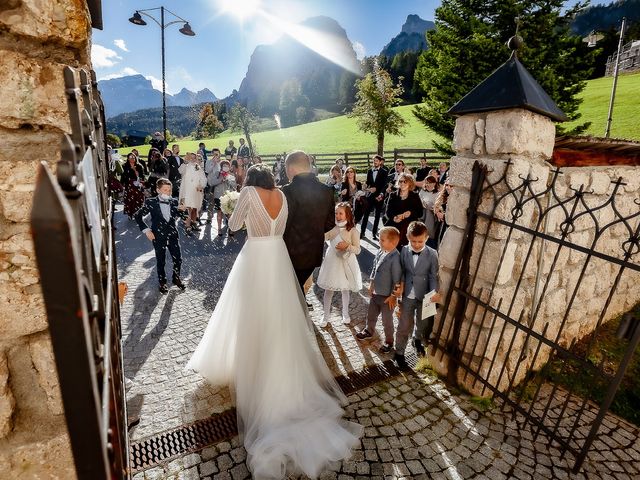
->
[401, 14, 433, 35]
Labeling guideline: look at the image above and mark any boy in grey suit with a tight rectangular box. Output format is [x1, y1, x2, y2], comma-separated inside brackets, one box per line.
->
[356, 227, 402, 353]
[395, 221, 441, 368]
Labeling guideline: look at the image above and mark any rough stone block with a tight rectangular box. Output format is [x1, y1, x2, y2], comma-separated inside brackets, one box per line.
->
[2, 431, 76, 478]
[0, 0, 90, 50]
[0, 281, 47, 341]
[453, 115, 481, 154]
[0, 49, 70, 131]
[446, 188, 470, 230]
[0, 127, 62, 164]
[485, 109, 555, 158]
[447, 156, 475, 189]
[438, 227, 465, 270]
[0, 351, 15, 438]
[29, 335, 64, 416]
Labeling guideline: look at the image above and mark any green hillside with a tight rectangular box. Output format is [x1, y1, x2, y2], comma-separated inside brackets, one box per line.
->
[118, 72, 639, 157]
[119, 104, 442, 157]
[564, 71, 640, 140]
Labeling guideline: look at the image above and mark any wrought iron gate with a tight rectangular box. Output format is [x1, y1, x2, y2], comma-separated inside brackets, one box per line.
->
[433, 160, 640, 472]
[30, 67, 129, 478]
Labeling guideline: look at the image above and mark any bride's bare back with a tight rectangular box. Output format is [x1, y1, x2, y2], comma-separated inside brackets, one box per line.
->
[255, 187, 283, 221]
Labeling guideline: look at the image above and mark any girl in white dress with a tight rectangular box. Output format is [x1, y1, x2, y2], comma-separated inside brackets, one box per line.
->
[186, 165, 362, 480]
[178, 153, 207, 234]
[317, 202, 363, 327]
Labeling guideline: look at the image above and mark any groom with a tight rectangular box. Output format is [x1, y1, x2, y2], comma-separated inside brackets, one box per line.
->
[282, 151, 335, 294]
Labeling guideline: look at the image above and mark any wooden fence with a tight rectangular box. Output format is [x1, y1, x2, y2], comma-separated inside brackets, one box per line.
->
[257, 148, 449, 173]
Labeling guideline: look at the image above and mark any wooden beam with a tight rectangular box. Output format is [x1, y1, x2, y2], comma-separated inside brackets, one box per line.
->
[551, 148, 640, 167]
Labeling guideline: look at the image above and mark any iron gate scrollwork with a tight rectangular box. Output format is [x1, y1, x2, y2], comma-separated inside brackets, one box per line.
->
[432, 159, 640, 472]
[30, 67, 129, 478]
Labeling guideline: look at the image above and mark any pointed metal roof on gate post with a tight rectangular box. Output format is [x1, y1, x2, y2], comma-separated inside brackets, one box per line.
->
[448, 36, 568, 122]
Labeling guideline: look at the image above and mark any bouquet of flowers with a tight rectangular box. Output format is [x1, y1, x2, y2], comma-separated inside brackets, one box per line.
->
[220, 190, 240, 216]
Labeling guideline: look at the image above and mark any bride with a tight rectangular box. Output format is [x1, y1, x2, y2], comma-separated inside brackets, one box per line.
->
[186, 164, 362, 479]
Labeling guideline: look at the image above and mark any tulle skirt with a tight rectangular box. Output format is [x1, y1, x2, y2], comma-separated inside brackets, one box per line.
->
[186, 235, 362, 479]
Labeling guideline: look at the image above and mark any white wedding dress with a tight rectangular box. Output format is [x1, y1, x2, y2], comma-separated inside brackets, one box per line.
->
[186, 186, 362, 479]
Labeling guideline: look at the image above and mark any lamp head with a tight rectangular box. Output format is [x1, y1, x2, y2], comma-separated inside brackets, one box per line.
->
[129, 11, 147, 26]
[179, 23, 196, 36]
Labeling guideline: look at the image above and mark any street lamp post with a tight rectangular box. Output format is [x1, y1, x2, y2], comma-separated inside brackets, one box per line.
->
[605, 17, 626, 138]
[129, 7, 195, 143]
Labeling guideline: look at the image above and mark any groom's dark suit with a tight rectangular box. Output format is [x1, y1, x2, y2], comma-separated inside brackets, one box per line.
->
[282, 172, 335, 290]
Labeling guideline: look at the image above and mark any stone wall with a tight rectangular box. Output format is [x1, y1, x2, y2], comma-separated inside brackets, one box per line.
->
[0, 0, 93, 477]
[433, 108, 640, 395]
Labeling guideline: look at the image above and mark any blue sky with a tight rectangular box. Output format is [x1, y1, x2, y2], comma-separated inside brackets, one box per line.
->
[92, 0, 439, 98]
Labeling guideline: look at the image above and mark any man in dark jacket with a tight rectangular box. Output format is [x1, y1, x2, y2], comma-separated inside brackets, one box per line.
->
[282, 151, 335, 293]
[167, 144, 183, 197]
[360, 154, 388, 240]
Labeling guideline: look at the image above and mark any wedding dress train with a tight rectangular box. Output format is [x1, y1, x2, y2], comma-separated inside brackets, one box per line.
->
[186, 186, 362, 479]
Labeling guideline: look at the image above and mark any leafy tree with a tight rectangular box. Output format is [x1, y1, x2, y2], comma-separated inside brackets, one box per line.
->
[195, 103, 224, 139]
[348, 64, 408, 155]
[413, 0, 598, 153]
[226, 103, 258, 156]
[106, 132, 122, 148]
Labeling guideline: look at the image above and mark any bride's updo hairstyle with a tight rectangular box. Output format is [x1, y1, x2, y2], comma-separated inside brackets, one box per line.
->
[244, 164, 276, 190]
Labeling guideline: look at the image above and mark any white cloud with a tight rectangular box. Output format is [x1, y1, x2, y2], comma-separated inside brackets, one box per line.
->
[91, 44, 122, 68]
[114, 39, 129, 52]
[352, 41, 366, 60]
[146, 75, 165, 91]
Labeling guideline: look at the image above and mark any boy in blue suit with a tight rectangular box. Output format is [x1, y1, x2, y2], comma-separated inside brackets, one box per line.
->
[395, 221, 441, 368]
[135, 178, 187, 293]
[356, 226, 402, 353]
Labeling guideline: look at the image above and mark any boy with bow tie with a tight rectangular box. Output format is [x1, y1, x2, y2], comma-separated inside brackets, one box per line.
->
[355, 226, 402, 354]
[135, 178, 187, 293]
[394, 221, 441, 367]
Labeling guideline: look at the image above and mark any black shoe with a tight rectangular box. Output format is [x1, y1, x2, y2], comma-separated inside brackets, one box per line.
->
[372, 233, 378, 240]
[172, 276, 186, 290]
[306, 301, 313, 311]
[379, 343, 393, 354]
[413, 338, 426, 357]
[355, 329, 373, 341]
[394, 353, 408, 368]
[159, 283, 168, 294]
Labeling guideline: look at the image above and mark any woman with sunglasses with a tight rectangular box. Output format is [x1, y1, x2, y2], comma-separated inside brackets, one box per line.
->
[383, 172, 424, 250]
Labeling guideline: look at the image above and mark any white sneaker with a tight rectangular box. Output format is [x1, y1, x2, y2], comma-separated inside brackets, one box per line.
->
[342, 314, 351, 325]
[318, 316, 329, 328]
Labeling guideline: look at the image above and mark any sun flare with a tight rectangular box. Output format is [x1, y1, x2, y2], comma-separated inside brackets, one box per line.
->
[217, 0, 262, 21]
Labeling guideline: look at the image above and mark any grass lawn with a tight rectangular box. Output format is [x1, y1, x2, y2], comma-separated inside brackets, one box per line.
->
[564, 71, 640, 140]
[117, 104, 443, 157]
[116, 73, 639, 158]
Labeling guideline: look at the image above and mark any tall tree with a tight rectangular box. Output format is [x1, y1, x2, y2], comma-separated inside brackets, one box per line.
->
[279, 78, 311, 127]
[348, 64, 408, 155]
[413, 0, 598, 153]
[226, 103, 258, 156]
[195, 103, 224, 140]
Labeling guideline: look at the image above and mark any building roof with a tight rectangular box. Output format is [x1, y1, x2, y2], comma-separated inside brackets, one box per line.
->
[448, 51, 568, 122]
[552, 135, 640, 167]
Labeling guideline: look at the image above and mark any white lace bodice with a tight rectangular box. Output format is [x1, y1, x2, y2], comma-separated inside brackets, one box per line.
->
[228, 186, 288, 237]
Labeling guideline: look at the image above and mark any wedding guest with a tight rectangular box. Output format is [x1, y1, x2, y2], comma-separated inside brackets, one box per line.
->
[335, 157, 346, 174]
[429, 168, 440, 182]
[253, 155, 263, 164]
[273, 155, 287, 186]
[355, 226, 402, 353]
[198, 142, 211, 166]
[179, 153, 207, 235]
[438, 162, 449, 185]
[224, 139, 237, 158]
[206, 158, 237, 235]
[384, 173, 424, 250]
[340, 167, 365, 223]
[386, 159, 405, 194]
[360, 155, 388, 240]
[132, 148, 148, 175]
[433, 181, 452, 246]
[149, 131, 167, 153]
[231, 154, 244, 190]
[310, 155, 319, 177]
[167, 144, 183, 198]
[135, 178, 186, 293]
[120, 152, 146, 219]
[326, 165, 343, 202]
[415, 156, 430, 188]
[394, 221, 441, 368]
[316, 202, 362, 327]
[238, 138, 250, 160]
[419, 176, 440, 249]
[147, 149, 169, 197]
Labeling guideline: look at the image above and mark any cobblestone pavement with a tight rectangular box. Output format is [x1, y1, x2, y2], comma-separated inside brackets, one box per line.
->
[116, 208, 640, 479]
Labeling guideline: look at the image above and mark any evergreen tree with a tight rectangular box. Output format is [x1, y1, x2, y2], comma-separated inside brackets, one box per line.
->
[414, 0, 598, 153]
[348, 64, 408, 155]
[279, 78, 310, 127]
